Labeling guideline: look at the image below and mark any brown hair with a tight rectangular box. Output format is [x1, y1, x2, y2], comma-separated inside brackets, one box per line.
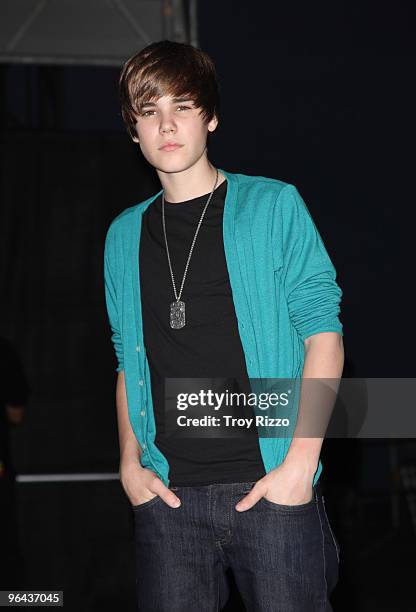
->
[119, 40, 220, 140]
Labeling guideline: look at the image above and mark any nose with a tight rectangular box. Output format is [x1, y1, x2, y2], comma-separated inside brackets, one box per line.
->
[159, 113, 176, 135]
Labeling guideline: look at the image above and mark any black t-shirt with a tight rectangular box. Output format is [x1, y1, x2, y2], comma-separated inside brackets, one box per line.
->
[139, 179, 266, 486]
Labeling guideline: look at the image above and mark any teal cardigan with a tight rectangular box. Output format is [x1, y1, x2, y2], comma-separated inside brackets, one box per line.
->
[104, 169, 343, 487]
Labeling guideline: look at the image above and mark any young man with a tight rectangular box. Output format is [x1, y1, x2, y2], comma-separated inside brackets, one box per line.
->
[104, 40, 344, 611]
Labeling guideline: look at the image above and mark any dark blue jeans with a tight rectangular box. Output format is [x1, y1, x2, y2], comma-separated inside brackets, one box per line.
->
[132, 480, 340, 611]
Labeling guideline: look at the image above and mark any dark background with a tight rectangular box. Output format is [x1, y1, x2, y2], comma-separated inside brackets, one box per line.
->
[1, 1, 415, 610]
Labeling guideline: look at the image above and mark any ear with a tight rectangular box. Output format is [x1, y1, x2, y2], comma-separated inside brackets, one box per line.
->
[131, 121, 140, 143]
[207, 114, 218, 133]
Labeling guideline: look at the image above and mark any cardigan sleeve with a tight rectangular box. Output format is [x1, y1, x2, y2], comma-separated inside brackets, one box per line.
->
[279, 184, 343, 342]
[103, 226, 124, 372]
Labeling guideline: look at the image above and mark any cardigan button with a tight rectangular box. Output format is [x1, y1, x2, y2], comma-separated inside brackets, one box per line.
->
[139, 379, 144, 386]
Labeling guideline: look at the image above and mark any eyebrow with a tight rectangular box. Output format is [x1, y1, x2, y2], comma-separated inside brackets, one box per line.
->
[140, 98, 193, 109]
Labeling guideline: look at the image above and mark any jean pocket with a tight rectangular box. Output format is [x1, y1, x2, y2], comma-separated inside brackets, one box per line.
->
[260, 486, 317, 513]
[131, 494, 162, 511]
[322, 495, 341, 562]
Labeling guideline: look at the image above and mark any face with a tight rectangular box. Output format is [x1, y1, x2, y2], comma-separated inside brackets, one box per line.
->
[131, 94, 218, 174]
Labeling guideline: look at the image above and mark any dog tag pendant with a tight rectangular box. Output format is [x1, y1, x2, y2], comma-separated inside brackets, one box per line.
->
[170, 300, 185, 329]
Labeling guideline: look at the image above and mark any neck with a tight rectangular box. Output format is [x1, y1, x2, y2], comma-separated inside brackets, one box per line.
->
[156, 154, 226, 203]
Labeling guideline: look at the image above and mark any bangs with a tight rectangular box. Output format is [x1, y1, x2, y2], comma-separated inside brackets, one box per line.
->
[131, 70, 199, 114]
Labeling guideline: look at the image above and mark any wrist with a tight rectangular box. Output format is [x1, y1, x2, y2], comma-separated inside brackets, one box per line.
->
[282, 453, 318, 477]
[120, 453, 142, 471]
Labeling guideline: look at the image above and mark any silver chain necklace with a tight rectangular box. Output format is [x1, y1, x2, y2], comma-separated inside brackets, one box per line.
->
[162, 168, 219, 329]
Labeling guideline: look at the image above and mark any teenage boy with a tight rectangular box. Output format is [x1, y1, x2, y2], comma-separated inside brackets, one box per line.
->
[104, 39, 344, 611]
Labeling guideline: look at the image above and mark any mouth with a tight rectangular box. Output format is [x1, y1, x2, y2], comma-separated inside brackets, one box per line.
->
[159, 143, 184, 152]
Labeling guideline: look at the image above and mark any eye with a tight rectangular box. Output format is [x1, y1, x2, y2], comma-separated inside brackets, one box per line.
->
[141, 110, 155, 117]
[177, 105, 191, 111]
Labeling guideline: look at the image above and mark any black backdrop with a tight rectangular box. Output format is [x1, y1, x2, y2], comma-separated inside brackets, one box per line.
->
[1, 1, 415, 610]
[1, 132, 159, 474]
